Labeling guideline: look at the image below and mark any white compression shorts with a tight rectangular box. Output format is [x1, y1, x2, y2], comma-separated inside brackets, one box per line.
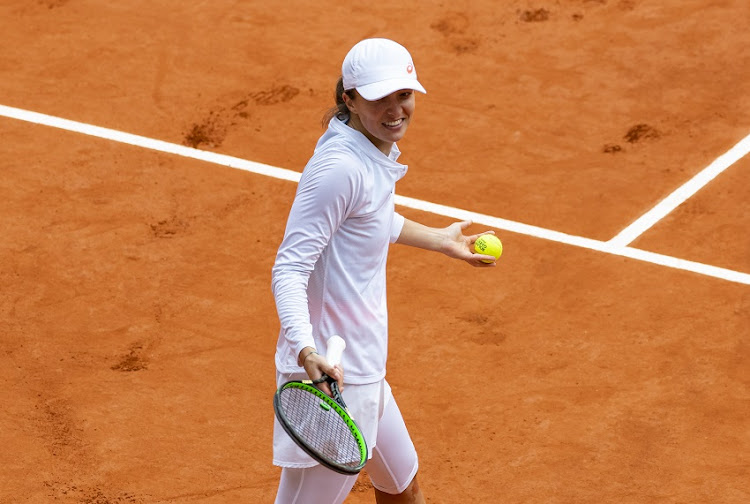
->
[273, 374, 419, 503]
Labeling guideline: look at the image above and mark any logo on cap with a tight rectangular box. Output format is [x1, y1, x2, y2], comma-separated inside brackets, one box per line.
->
[406, 63, 414, 74]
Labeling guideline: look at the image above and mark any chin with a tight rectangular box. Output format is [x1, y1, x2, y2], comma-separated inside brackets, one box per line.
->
[384, 125, 408, 142]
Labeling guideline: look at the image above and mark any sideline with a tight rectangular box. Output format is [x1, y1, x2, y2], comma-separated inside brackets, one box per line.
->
[1, 103, 748, 286]
[608, 133, 750, 247]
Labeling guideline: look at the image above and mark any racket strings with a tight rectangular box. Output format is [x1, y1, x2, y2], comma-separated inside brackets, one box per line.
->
[279, 387, 362, 467]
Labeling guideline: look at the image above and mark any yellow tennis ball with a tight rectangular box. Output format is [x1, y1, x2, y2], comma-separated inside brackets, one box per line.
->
[474, 234, 503, 263]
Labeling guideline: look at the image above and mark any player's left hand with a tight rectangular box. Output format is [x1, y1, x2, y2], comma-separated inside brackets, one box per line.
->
[440, 220, 497, 267]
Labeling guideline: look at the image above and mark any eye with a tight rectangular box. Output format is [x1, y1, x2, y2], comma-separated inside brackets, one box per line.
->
[400, 91, 413, 98]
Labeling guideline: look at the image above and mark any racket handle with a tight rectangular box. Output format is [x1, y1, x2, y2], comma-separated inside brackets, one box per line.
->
[326, 335, 346, 366]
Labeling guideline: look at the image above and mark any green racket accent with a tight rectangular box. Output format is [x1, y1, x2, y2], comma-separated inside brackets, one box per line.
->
[274, 379, 368, 474]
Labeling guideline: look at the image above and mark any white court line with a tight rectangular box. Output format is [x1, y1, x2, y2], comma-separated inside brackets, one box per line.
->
[608, 133, 750, 247]
[395, 196, 750, 285]
[1, 103, 749, 286]
[0, 104, 301, 183]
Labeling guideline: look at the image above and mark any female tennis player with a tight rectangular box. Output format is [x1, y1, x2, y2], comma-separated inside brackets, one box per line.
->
[271, 38, 497, 504]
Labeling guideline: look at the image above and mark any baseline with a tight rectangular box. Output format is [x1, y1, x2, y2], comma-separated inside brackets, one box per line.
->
[1, 104, 748, 286]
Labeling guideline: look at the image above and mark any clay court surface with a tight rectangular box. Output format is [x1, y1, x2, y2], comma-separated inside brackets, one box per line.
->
[1, 1, 749, 503]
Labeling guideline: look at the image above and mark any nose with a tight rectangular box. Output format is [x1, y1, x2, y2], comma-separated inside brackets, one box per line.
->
[383, 96, 402, 117]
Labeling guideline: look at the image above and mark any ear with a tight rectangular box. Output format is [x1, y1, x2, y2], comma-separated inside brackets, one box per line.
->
[342, 92, 357, 114]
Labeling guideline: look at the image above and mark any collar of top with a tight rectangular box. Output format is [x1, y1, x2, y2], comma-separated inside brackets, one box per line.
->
[328, 116, 405, 168]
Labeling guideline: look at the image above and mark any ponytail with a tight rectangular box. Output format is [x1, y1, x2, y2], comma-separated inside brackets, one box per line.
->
[321, 76, 355, 128]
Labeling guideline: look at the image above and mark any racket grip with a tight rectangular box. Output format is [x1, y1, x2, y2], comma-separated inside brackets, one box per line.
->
[326, 335, 346, 366]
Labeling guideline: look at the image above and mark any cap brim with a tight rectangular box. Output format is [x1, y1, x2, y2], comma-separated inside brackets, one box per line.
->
[356, 79, 427, 101]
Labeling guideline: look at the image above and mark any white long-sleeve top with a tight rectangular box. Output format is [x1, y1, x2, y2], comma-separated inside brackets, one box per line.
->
[271, 117, 407, 384]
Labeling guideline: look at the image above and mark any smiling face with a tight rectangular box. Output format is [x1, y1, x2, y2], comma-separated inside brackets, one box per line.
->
[343, 89, 416, 155]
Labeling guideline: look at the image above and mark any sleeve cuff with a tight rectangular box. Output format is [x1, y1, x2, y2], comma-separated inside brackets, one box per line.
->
[293, 337, 317, 365]
[390, 212, 405, 243]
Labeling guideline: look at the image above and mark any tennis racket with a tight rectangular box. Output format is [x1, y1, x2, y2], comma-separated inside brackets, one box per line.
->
[273, 335, 368, 474]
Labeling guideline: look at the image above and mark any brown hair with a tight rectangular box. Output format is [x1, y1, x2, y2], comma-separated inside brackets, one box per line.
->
[321, 76, 356, 127]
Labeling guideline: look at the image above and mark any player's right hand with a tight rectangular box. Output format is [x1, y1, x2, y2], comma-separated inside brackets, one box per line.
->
[303, 352, 344, 396]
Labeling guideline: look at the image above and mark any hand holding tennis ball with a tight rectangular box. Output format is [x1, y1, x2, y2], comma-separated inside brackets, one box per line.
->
[474, 234, 503, 263]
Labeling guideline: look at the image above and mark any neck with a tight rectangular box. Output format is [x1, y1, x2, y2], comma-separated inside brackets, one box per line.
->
[347, 114, 392, 156]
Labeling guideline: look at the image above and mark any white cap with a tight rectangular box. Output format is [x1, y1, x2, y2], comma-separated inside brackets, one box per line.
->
[342, 38, 427, 101]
